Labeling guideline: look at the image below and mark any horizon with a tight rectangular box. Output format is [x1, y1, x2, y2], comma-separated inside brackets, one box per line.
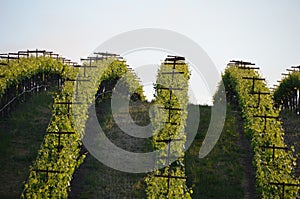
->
[1, 0, 299, 104]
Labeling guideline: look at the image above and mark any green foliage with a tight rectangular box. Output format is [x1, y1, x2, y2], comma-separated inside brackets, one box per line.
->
[0, 91, 55, 198]
[0, 57, 74, 98]
[21, 57, 145, 198]
[223, 66, 299, 198]
[185, 105, 244, 198]
[100, 60, 145, 101]
[17, 59, 81, 198]
[273, 71, 300, 107]
[145, 61, 192, 198]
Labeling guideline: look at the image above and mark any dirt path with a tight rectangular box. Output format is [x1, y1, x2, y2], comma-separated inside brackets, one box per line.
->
[280, 110, 300, 177]
[69, 100, 151, 198]
[0, 92, 54, 198]
[70, 103, 260, 198]
[184, 105, 258, 198]
[234, 110, 258, 199]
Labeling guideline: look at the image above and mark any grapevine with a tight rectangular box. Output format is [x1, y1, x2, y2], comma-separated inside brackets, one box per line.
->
[223, 63, 299, 198]
[145, 56, 192, 198]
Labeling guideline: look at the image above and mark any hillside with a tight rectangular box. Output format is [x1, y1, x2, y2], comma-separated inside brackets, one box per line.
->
[69, 100, 257, 198]
[0, 90, 56, 198]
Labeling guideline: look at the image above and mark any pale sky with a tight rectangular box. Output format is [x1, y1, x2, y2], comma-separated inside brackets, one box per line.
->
[1, 0, 300, 104]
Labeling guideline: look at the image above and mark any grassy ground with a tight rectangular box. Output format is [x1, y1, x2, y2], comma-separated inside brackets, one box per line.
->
[0, 91, 257, 198]
[69, 99, 152, 199]
[185, 105, 247, 199]
[70, 103, 254, 198]
[0, 91, 55, 199]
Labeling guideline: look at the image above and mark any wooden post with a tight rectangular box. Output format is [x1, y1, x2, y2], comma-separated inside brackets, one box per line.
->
[76, 59, 97, 77]
[242, 76, 265, 93]
[253, 114, 279, 133]
[229, 60, 259, 70]
[260, 145, 288, 162]
[47, 131, 75, 152]
[33, 168, 64, 182]
[269, 182, 300, 199]
[248, 90, 270, 108]
[65, 78, 90, 95]
[55, 101, 83, 118]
